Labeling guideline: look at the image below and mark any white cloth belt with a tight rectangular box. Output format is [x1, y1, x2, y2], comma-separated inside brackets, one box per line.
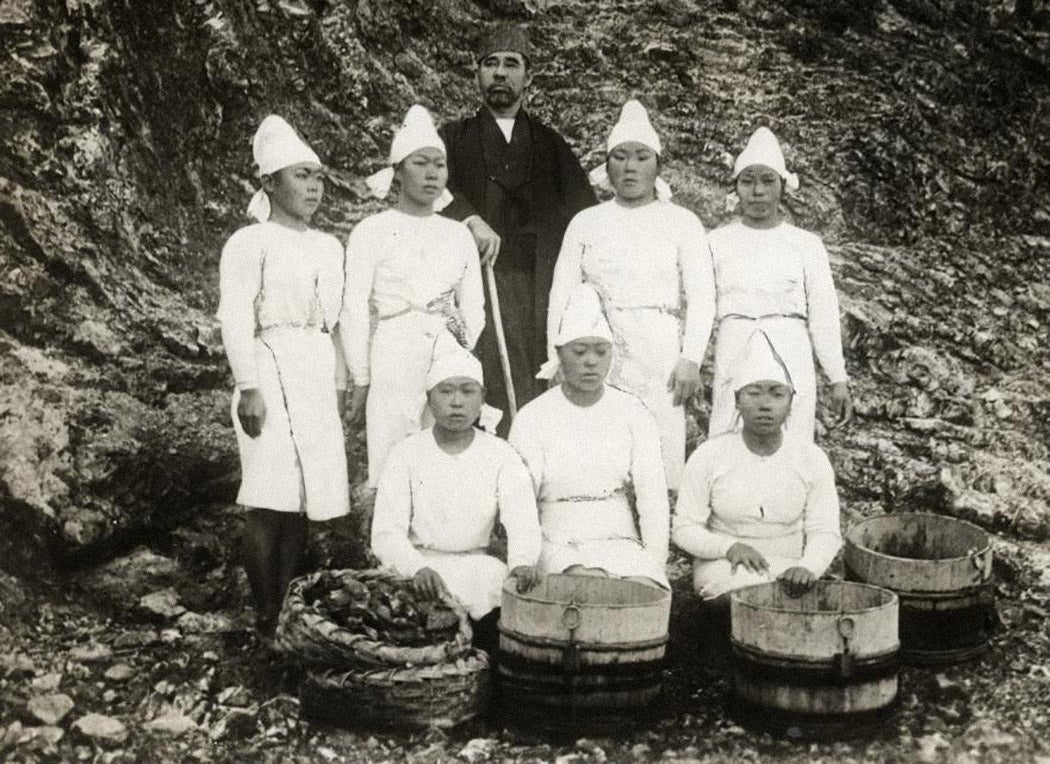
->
[607, 303, 682, 318]
[379, 292, 469, 348]
[379, 304, 444, 321]
[257, 321, 326, 336]
[540, 492, 638, 546]
[719, 312, 806, 323]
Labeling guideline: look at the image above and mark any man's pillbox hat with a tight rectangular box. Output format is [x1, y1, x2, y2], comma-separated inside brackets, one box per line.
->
[476, 24, 534, 63]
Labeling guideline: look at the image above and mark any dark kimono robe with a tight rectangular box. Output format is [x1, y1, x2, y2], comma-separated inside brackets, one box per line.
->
[440, 108, 596, 426]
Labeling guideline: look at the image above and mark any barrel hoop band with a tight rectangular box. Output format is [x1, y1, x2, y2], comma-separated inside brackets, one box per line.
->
[499, 626, 669, 652]
[844, 568, 996, 599]
[728, 693, 899, 740]
[901, 641, 992, 666]
[497, 671, 664, 695]
[895, 585, 997, 602]
[497, 650, 666, 680]
[894, 593, 997, 615]
[898, 604, 994, 650]
[730, 643, 899, 687]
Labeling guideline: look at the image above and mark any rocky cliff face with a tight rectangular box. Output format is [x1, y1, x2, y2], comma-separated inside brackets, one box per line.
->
[1, 0, 1049, 579]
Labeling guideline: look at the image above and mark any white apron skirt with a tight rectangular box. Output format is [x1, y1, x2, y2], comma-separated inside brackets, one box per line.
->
[365, 312, 453, 487]
[417, 549, 508, 620]
[232, 326, 350, 521]
[709, 315, 816, 443]
[691, 530, 806, 600]
[538, 496, 670, 589]
[607, 307, 685, 490]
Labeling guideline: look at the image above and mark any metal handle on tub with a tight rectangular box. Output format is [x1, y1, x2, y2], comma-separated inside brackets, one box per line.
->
[835, 616, 856, 679]
[562, 604, 582, 631]
[970, 548, 993, 583]
[561, 604, 582, 675]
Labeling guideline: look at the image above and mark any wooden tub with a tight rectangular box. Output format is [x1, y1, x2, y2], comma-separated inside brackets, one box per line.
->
[498, 573, 671, 732]
[844, 512, 995, 665]
[730, 580, 899, 739]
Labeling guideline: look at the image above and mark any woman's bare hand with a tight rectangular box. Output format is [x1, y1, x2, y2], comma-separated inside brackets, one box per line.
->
[237, 388, 267, 438]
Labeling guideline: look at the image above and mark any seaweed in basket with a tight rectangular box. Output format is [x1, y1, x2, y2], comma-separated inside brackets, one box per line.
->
[303, 575, 461, 647]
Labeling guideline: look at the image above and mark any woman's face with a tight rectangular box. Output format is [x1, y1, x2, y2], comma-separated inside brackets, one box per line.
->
[736, 164, 783, 225]
[607, 141, 659, 205]
[736, 380, 793, 435]
[428, 377, 484, 432]
[264, 163, 324, 222]
[558, 338, 612, 394]
[395, 147, 448, 208]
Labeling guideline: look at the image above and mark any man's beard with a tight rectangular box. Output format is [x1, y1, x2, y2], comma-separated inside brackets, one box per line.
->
[484, 86, 518, 110]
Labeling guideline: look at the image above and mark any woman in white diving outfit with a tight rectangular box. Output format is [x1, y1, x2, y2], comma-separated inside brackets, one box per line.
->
[545, 99, 715, 490]
[217, 115, 350, 636]
[708, 126, 852, 442]
[371, 336, 542, 652]
[673, 328, 843, 603]
[342, 105, 485, 487]
[510, 282, 670, 588]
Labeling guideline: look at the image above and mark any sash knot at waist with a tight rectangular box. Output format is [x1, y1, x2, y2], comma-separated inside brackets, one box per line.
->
[378, 289, 469, 347]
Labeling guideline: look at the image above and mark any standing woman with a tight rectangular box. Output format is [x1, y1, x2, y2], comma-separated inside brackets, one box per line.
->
[511, 283, 670, 589]
[544, 100, 715, 490]
[342, 105, 485, 487]
[217, 115, 350, 636]
[708, 127, 852, 441]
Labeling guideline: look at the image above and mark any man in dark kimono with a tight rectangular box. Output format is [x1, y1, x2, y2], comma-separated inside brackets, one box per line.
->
[440, 25, 597, 434]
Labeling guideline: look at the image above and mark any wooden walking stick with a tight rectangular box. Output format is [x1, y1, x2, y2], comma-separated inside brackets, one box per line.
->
[485, 262, 517, 420]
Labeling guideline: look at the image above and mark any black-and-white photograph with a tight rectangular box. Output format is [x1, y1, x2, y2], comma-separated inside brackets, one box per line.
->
[1, 0, 1048, 760]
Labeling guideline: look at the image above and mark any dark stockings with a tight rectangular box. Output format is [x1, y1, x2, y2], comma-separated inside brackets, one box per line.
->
[471, 609, 502, 657]
[471, 608, 502, 726]
[697, 595, 732, 670]
[243, 508, 308, 636]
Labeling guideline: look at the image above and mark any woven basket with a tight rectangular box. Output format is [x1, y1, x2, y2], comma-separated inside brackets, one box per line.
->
[300, 649, 491, 730]
[275, 569, 473, 669]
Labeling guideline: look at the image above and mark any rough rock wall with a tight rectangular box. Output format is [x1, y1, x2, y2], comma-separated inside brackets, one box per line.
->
[1, 0, 1048, 578]
[0, 0, 489, 574]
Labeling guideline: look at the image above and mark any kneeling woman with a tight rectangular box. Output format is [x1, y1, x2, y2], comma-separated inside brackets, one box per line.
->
[510, 283, 670, 589]
[672, 329, 842, 601]
[370, 337, 542, 649]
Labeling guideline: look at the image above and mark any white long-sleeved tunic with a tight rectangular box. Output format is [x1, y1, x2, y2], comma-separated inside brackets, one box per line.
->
[216, 221, 350, 520]
[708, 220, 847, 441]
[340, 209, 485, 386]
[217, 221, 347, 391]
[547, 200, 716, 488]
[341, 209, 485, 485]
[371, 428, 542, 618]
[509, 385, 670, 588]
[672, 431, 842, 599]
